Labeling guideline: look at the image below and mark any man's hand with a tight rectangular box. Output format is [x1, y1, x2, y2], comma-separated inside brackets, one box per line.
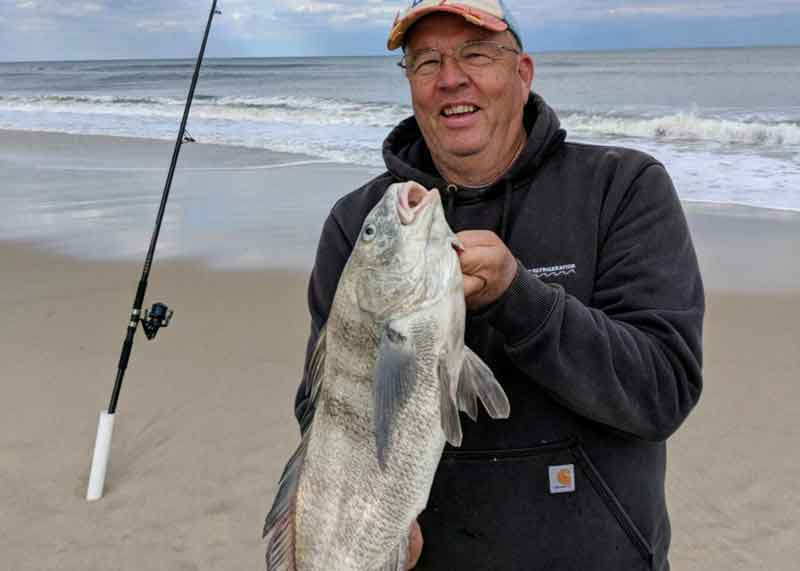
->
[456, 230, 517, 311]
[406, 519, 423, 569]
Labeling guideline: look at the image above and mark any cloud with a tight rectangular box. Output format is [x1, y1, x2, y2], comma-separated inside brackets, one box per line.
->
[11, 0, 106, 17]
[510, 0, 800, 22]
[135, 19, 188, 33]
[266, 0, 401, 28]
[0, 0, 798, 60]
[290, 2, 342, 14]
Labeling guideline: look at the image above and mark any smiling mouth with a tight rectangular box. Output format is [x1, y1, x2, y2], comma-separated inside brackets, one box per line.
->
[441, 104, 479, 117]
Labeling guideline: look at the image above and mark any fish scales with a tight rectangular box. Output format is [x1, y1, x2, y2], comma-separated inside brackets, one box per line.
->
[297, 290, 443, 568]
[263, 182, 510, 571]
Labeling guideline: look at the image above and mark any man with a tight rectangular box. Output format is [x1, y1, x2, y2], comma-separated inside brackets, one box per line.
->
[295, 1, 704, 569]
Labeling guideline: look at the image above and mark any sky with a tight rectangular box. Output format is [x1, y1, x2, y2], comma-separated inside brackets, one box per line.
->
[0, 0, 799, 61]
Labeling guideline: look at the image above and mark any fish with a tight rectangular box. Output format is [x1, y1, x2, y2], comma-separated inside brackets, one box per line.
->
[263, 181, 510, 571]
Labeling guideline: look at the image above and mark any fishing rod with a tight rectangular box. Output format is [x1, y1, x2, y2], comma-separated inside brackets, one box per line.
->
[86, 0, 222, 502]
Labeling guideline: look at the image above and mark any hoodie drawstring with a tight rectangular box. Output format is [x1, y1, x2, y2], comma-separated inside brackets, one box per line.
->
[500, 179, 513, 243]
[444, 183, 457, 227]
[442, 180, 513, 241]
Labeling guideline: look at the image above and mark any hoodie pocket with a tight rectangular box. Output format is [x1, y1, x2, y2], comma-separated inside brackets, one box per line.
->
[416, 438, 655, 571]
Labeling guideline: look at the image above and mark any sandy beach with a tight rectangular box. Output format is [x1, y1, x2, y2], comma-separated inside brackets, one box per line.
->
[1, 130, 799, 570]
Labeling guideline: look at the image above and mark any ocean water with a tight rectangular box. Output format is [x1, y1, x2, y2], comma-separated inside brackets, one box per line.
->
[1, 47, 799, 212]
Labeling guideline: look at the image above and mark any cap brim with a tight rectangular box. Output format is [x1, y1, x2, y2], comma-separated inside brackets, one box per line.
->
[387, 5, 508, 50]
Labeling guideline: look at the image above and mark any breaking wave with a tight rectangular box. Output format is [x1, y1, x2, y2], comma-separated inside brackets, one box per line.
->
[0, 94, 412, 129]
[2, 94, 799, 148]
[562, 111, 800, 147]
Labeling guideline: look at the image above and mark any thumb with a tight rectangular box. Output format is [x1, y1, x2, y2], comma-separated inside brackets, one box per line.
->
[406, 519, 423, 569]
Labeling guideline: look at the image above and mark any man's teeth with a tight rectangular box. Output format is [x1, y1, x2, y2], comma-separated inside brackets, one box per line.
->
[443, 104, 477, 117]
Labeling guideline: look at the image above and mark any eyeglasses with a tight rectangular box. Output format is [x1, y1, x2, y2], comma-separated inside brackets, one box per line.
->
[398, 40, 520, 78]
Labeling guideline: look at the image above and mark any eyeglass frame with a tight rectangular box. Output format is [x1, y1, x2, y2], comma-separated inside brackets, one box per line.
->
[397, 39, 521, 78]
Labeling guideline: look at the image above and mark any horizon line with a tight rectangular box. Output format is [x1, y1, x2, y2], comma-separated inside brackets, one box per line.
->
[1, 42, 798, 65]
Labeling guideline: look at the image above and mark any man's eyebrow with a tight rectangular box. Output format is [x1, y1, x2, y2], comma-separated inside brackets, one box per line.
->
[405, 47, 442, 58]
[407, 32, 497, 53]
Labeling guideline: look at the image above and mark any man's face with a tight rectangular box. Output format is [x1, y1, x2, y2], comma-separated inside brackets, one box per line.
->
[404, 13, 533, 171]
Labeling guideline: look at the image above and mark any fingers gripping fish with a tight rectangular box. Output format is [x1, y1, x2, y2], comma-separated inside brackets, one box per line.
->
[263, 182, 510, 570]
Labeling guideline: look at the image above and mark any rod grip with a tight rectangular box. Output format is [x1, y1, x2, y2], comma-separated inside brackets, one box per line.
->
[87, 411, 116, 501]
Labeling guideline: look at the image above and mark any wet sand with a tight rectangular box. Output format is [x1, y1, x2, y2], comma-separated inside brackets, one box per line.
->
[0, 129, 375, 270]
[1, 130, 799, 569]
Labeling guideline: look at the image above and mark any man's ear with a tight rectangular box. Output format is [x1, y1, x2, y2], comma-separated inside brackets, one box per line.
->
[518, 53, 534, 96]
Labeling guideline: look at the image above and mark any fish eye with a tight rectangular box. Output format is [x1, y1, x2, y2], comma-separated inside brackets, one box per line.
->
[362, 223, 377, 242]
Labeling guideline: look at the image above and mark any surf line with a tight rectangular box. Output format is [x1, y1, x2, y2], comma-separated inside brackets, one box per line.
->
[43, 159, 339, 173]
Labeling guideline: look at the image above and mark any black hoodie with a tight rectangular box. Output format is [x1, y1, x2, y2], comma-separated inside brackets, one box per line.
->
[294, 94, 704, 570]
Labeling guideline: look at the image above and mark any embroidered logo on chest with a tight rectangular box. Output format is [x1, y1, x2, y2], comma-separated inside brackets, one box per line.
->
[527, 263, 577, 279]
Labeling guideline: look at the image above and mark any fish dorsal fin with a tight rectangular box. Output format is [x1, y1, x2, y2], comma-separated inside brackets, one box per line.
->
[263, 435, 306, 570]
[307, 325, 326, 403]
[438, 347, 510, 447]
[299, 325, 326, 432]
[263, 325, 328, 569]
[374, 320, 418, 470]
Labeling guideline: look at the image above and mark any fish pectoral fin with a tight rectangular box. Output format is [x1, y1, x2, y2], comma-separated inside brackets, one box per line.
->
[460, 347, 511, 420]
[374, 321, 418, 470]
[375, 534, 409, 571]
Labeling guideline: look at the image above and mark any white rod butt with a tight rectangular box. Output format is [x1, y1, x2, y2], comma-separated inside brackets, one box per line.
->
[86, 411, 115, 501]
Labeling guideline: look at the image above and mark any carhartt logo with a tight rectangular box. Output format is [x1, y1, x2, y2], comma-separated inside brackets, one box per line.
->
[549, 464, 575, 494]
[528, 263, 576, 279]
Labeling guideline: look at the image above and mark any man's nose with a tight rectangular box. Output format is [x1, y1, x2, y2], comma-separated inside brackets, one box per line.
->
[436, 55, 469, 90]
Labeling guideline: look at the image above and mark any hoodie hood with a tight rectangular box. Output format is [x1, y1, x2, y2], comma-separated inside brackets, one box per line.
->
[382, 92, 566, 202]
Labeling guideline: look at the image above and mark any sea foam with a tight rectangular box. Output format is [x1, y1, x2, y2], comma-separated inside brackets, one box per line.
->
[2, 94, 798, 149]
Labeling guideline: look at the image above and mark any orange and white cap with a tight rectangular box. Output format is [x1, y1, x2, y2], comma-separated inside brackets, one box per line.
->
[387, 0, 523, 51]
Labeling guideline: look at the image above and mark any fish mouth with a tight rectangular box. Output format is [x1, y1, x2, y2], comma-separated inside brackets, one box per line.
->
[397, 182, 439, 225]
[396, 182, 463, 253]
